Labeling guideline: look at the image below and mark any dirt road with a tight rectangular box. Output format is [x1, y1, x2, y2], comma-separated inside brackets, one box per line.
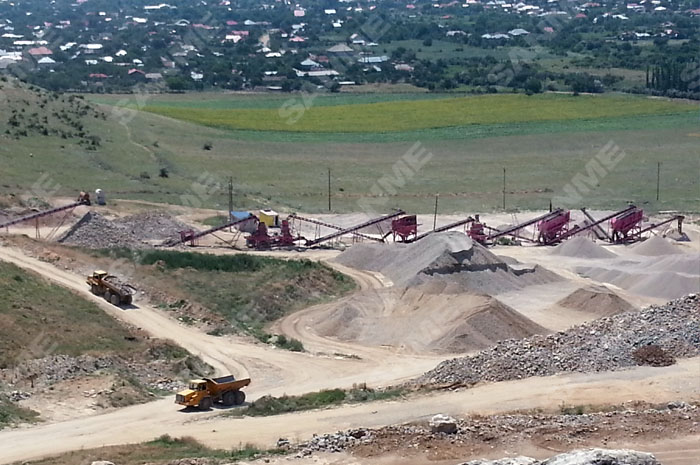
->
[1, 243, 699, 464]
[1, 358, 698, 464]
[0, 246, 446, 395]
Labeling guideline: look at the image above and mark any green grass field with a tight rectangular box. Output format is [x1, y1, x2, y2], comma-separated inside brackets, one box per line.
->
[142, 93, 694, 133]
[2, 78, 698, 213]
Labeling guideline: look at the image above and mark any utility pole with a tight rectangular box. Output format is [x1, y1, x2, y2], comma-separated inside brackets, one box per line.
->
[327, 168, 332, 212]
[433, 194, 439, 230]
[228, 176, 233, 224]
[656, 162, 661, 202]
[502, 167, 506, 210]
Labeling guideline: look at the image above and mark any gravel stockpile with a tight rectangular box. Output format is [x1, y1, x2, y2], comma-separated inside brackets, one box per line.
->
[555, 285, 636, 317]
[631, 235, 682, 256]
[418, 294, 699, 385]
[550, 237, 617, 259]
[59, 212, 193, 249]
[314, 287, 547, 354]
[576, 254, 700, 300]
[335, 232, 560, 293]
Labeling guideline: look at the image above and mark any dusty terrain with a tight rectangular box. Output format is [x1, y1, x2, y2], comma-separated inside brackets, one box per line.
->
[0, 202, 698, 464]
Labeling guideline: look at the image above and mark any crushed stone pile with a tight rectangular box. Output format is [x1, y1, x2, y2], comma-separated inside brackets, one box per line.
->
[550, 237, 617, 259]
[555, 285, 636, 317]
[59, 212, 193, 249]
[335, 232, 560, 293]
[417, 294, 699, 385]
[631, 235, 682, 256]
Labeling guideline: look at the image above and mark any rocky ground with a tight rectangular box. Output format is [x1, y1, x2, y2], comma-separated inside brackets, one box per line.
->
[417, 295, 699, 386]
[284, 401, 698, 460]
[113, 402, 698, 465]
[0, 347, 212, 421]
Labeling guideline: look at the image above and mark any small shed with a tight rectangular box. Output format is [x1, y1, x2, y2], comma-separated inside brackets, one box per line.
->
[259, 209, 279, 228]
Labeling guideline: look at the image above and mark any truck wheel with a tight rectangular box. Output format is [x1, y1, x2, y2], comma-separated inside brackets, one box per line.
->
[91, 285, 99, 295]
[124, 295, 133, 305]
[199, 397, 212, 410]
[233, 390, 246, 405]
[104, 291, 112, 301]
[222, 391, 236, 406]
[110, 294, 120, 306]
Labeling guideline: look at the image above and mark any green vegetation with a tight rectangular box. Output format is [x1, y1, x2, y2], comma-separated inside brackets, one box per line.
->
[230, 386, 407, 417]
[95, 249, 355, 339]
[17, 435, 285, 465]
[201, 215, 228, 227]
[90, 91, 446, 110]
[0, 261, 146, 368]
[0, 395, 39, 430]
[143, 94, 694, 133]
[2, 79, 698, 214]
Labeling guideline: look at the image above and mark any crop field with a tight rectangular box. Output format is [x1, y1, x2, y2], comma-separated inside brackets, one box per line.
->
[3, 80, 699, 214]
[142, 94, 695, 133]
[89, 91, 445, 110]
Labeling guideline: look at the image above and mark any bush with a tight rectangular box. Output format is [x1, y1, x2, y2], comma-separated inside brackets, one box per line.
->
[203, 142, 213, 150]
[632, 345, 675, 367]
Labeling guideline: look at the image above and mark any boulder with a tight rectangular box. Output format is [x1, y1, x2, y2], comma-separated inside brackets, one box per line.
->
[429, 413, 458, 434]
[460, 449, 659, 465]
[543, 449, 660, 465]
[460, 458, 537, 465]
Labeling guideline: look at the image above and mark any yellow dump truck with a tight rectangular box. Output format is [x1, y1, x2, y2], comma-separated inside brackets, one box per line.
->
[86, 270, 135, 306]
[175, 375, 251, 410]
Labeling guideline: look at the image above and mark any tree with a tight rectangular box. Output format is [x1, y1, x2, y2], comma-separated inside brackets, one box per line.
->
[524, 77, 542, 94]
[165, 76, 190, 91]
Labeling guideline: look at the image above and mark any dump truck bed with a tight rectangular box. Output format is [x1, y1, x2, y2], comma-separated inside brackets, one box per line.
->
[205, 376, 250, 394]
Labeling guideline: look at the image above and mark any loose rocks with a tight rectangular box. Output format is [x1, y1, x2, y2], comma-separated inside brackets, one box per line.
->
[418, 295, 699, 386]
[461, 449, 659, 465]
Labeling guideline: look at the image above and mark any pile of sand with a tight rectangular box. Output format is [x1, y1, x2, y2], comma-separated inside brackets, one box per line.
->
[576, 253, 700, 300]
[313, 282, 547, 354]
[555, 285, 636, 317]
[550, 237, 617, 259]
[335, 231, 560, 293]
[630, 235, 682, 256]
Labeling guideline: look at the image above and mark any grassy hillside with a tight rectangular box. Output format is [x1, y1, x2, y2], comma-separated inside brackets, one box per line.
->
[94, 249, 355, 343]
[142, 94, 694, 133]
[0, 261, 146, 368]
[1, 78, 698, 213]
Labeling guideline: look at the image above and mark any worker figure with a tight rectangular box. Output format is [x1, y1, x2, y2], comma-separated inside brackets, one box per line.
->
[78, 191, 91, 206]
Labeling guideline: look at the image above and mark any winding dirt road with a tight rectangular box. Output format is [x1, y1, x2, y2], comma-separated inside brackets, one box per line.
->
[1, 244, 699, 464]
